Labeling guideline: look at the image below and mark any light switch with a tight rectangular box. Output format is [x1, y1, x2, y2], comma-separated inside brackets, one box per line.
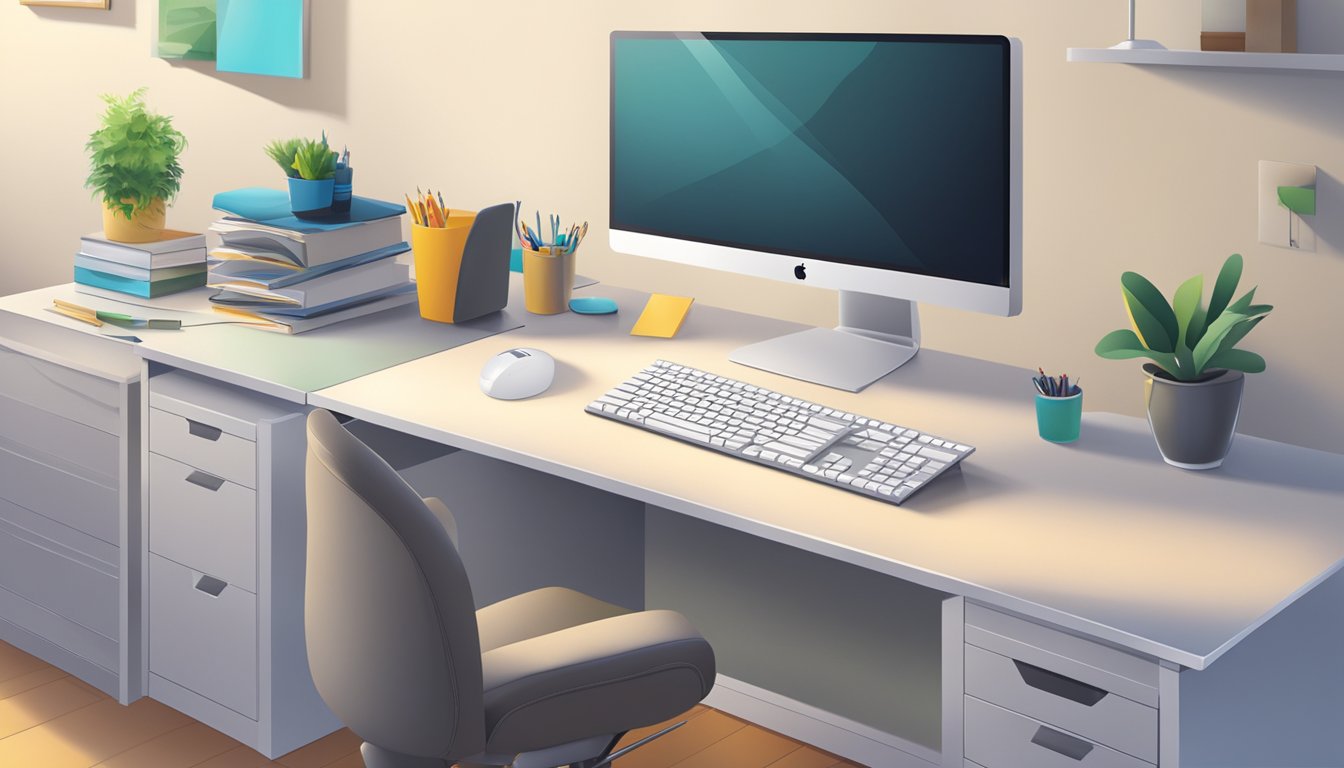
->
[1259, 160, 1317, 251]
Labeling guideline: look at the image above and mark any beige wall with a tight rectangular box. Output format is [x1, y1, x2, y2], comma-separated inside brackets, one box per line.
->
[1, 1, 1341, 453]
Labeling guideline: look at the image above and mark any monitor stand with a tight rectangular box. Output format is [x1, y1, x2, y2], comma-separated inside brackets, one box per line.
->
[730, 291, 920, 392]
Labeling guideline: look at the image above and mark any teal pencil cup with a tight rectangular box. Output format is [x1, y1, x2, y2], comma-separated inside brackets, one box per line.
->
[1036, 391, 1082, 443]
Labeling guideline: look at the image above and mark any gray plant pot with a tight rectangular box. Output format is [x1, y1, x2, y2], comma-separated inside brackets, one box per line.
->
[1143, 364, 1245, 470]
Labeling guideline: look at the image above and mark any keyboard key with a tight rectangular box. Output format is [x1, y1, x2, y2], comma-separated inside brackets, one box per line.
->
[918, 446, 958, 462]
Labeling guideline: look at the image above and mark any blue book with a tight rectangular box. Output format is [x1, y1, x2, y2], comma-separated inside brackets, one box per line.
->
[74, 266, 207, 298]
[212, 188, 405, 233]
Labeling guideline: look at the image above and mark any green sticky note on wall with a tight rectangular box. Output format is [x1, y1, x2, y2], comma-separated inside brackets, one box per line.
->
[216, 0, 306, 78]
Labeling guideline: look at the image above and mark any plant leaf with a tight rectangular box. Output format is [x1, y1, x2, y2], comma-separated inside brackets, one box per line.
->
[1205, 348, 1266, 373]
[1204, 253, 1243, 333]
[1172, 274, 1203, 350]
[1216, 315, 1267, 356]
[1096, 329, 1182, 377]
[1095, 329, 1147, 357]
[1120, 272, 1178, 353]
[1192, 310, 1247, 375]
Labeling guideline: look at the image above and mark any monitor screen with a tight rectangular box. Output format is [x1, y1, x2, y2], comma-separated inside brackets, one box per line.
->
[611, 32, 1011, 288]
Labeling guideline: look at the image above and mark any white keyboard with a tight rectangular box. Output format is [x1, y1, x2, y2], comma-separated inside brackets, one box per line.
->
[585, 360, 974, 505]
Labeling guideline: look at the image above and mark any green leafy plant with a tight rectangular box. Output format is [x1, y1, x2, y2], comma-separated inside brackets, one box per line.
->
[264, 138, 303, 178]
[290, 134, 337, 181]
[85, 88, 187, 218]
[1095, 254, 1273, 381]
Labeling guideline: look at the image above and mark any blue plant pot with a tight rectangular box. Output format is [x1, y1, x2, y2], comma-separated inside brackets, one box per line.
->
[288, 177, 334, 213]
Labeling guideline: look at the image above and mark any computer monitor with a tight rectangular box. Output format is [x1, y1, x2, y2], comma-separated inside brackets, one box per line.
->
[610, 32, 1022, 391]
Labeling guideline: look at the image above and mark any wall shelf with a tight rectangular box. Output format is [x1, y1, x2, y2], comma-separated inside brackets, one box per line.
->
[1067, 47, 1344, 73]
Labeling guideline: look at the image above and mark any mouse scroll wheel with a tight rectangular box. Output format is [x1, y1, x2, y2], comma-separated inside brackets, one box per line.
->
[509, 350, 529, 358]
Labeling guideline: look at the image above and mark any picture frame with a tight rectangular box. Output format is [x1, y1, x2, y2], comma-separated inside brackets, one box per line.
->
[20, 0, 110, 7]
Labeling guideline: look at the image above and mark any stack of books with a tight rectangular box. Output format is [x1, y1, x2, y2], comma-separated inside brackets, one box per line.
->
[206, 188, 415, 334]
[75, 230, 208, 299]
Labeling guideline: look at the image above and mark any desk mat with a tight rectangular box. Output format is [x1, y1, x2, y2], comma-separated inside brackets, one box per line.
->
[0, 283, 524, 402]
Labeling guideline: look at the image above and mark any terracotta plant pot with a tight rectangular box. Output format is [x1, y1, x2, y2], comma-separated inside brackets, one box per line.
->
[102, 198, 166, 243]
[1143, 364, 1245, 470]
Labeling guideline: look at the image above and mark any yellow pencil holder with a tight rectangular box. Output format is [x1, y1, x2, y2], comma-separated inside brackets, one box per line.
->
[411, 212, 476, 323]
[523, 247, 576, 315]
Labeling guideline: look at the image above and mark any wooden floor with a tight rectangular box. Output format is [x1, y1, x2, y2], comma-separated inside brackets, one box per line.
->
[0, 641, 865, 768]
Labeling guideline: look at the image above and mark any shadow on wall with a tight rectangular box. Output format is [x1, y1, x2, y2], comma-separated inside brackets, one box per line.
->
[1310, 170, 1344, 254]
[1143, 66, 1344, 139]
[159, 0, 349, 117]
[22, 0, 135, 27]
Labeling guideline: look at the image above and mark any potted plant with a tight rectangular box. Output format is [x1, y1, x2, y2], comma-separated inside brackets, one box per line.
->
[1095, 254, 1273, 469]
[85, 89, 187, 243]
[270, 134, 337, 213]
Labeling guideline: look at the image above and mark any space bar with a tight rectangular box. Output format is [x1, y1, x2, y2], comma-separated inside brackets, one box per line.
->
[644, 414, 713, 442]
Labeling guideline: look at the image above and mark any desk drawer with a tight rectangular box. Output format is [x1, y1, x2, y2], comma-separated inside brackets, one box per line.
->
[148, 554, 257, 719]
[0, 393, 120, 481]
[150, 408, 256, 489]
[0, 511, 117, 640]
[0, 343, 121, 434]
[965, 696, 1152, 768]
[965, 644, 1157, 763]
[149, 453, 257, 593]
[0, 440, 118, 544]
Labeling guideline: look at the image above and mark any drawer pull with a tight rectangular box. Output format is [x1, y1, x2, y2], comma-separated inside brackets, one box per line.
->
[185, 470, 225, 491]
[1031, 725, 1095, 761]
[186, 419, 223, 441]
[194, 574, 227, 597]
[1014, 659, 1108, 706]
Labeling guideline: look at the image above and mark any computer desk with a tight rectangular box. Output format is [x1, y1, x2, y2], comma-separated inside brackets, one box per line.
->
[2, 278, 1343, 767]
[308, 282, 1344, 768]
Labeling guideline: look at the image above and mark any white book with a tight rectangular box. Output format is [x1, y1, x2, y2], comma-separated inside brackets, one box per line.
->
[207, 216, 403, 268]
[79, 231, 206, 268]
[209, 259, 409, 308]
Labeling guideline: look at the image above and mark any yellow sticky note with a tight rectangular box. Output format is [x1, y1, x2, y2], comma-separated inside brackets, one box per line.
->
[631, 293, 694, 338]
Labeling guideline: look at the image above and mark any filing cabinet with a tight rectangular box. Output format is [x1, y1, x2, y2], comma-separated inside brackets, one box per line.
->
[960, 602, 1160, 768]
[144, 366, 337, 758]
[0, 319, 139, 702]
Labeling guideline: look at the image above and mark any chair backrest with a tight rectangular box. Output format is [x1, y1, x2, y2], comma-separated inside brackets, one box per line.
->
[304, 409, 486, 760]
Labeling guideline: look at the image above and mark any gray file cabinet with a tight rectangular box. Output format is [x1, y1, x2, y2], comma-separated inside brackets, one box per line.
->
[959, 603, 1159, 768]
[143, 366, 337, 758]
[0, 315, 140, 702]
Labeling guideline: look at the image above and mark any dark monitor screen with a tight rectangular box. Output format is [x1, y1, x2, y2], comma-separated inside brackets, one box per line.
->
[611, 32, 1011, 288]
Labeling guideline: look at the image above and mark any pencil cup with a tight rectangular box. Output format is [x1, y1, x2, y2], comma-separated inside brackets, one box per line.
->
[412, 213, 476, 323]
[1036, 390, 1083, 443]
[523, 248, 576, 314]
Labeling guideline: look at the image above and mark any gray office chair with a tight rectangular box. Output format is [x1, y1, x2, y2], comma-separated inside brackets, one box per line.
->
[304, 409, 716, 768]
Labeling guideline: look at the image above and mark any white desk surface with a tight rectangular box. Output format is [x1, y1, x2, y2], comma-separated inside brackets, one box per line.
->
[310, 283, 1344, 671]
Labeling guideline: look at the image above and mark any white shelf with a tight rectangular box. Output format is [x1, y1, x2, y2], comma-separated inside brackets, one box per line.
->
[1067, 47, 1344, 72]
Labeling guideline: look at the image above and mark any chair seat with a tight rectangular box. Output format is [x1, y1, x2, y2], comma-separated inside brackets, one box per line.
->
[477, 588, 716, 755]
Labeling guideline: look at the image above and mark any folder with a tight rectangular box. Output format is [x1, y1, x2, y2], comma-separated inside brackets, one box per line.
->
[631, 294, 694, 338]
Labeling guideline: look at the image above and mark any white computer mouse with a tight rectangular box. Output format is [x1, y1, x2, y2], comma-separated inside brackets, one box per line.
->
[480, 348, 555, 400]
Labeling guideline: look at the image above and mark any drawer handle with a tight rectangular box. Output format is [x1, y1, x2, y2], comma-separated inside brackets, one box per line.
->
[187, 419, 223, 441]
[1031, 725, 1095, 761]
[194, 574, 227, 597]
[1014, 660, 1108, 706]
[185, 470, 225, 491]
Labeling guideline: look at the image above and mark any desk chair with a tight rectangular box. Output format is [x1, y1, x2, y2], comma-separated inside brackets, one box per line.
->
[304, 410, 717, 768]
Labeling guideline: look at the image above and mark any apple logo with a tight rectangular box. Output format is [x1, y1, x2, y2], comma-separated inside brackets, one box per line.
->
[794, 263, 807, 280]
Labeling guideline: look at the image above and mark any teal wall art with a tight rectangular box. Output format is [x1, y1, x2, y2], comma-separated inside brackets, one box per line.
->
[216, 0, 307, 79]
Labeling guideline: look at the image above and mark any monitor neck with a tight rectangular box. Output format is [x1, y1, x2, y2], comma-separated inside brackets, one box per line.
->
[729, 292, 921, 392]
